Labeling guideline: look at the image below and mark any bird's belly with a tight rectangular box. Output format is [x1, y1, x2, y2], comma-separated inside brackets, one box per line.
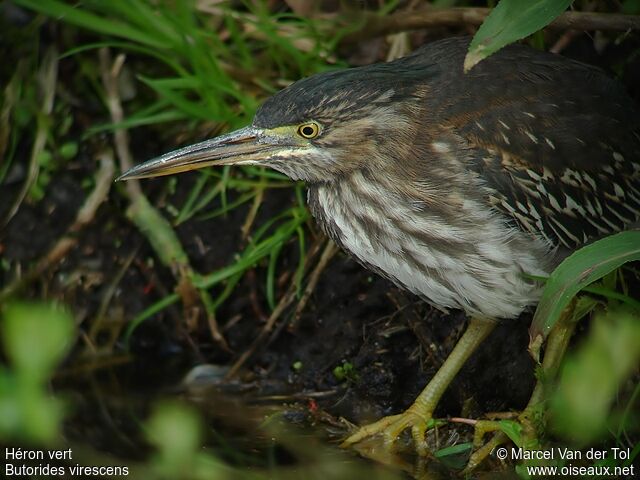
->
[335, 221, 542, 319]
[309, 181, 551, 319]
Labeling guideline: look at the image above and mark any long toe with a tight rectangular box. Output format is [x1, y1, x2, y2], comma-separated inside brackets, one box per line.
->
[341, 410, 433, 455]
[340, 414, 403, 447]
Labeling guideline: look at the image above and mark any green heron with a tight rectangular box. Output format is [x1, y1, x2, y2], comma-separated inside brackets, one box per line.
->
[119, 37, 640, 454]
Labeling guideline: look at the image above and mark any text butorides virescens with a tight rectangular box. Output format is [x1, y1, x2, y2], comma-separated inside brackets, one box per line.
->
[119, 37, 640, 457]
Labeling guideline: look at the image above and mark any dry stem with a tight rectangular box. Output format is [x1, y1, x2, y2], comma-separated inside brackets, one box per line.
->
[98, 48, 228, 349]
[340, 8, 640, 45]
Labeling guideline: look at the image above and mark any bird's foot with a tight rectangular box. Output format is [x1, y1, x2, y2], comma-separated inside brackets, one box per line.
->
[341, 406, 437, 456]
[342, 410, 542, 472]
[464, 420, 508, 472]
[463, 411, 542, 472]
[341, 319, 496, 461]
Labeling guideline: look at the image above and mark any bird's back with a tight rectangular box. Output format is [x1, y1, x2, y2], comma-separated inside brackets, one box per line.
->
[404, 37, 640, 248]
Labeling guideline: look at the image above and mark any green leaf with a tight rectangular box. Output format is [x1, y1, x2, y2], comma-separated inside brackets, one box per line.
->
[622, 0, 640, 15]
[146, 401, 203, 477]
[0, 303, 72, 443]
[530, 230, 640, 350]
[433, 442, 473, 458]
[550, 308, 640, 444]
[2, 303, 75, 383]
[58, 141, 78, 160]
[465, 0, 574, 71]
[434, 442, 473, 469]
[498, 419, 523, 447]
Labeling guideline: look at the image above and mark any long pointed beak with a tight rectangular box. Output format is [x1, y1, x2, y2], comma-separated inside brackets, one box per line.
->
[116, 126, 277, 181]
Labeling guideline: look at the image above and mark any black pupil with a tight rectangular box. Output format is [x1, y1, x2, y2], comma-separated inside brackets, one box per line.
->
[302, 125, 315, 136]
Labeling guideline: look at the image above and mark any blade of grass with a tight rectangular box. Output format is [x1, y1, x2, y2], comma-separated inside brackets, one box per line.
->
[14, 0, 174, 49]
[175, 173, 214, 225]
[197, 191, 257, 222]
[266, 242, 284, 310]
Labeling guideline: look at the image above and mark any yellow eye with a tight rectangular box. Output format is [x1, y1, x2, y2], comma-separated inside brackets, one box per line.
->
[297, 122, 320, 139]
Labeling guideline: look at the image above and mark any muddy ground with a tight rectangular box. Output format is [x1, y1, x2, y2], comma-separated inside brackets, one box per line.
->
[2, 25, 640, 479]
[3, 167, 540, 476]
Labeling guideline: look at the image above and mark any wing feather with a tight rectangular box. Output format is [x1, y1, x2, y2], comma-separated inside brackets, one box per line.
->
[414, 37, 640, 247]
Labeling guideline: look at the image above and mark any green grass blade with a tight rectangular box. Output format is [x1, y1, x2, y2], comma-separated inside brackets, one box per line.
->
[294, 225, 306, 296]
[138, 76, 217, 120]
[124, 293, 180, 344]
[197, 191, 257, 221]
[465, 0, 573, 71]
[581, 285, 640, 310]
[211, 272, 245, 311]
[175, 173, 213, 225]
[14, 0, 173, 49]
[196, 217, 304, 290]
[530, 230, 640, 347]
[266, 242, 284, 310]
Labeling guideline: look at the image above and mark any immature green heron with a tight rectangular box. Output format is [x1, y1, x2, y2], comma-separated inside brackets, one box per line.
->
[119, 37, 640, 453]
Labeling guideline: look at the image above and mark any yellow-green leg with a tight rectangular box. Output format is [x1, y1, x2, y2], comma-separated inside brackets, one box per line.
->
[342, 317, 497, 455]
[520, 313, 577, 437]
[464, 313, 579, 471]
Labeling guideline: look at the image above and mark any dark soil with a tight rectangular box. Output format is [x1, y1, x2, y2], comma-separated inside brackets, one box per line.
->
[2, 28, 639, 479]
[1, 153, 538, 476]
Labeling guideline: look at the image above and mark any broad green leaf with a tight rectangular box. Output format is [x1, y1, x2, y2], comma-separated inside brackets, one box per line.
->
[434, 442, 473, 469]
[529, 230, 640, 350]
[434, 442, 473, 459]
[2, 303, 75, 383]
[0, 303, 72, 443]
[498, 419, 523, 447]
[146, 402, 202, 459]
[465, 0, 574, 71]
[550, 308, 640, 444]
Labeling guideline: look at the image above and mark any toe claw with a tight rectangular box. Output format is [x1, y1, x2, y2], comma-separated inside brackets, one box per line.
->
[341, 410, 432, 455]
[341, 415, 399, 447]
[410, 423, 428, 456]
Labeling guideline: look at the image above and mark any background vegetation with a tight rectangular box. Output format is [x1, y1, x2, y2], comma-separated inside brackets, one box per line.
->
[1, 1, 638, 478]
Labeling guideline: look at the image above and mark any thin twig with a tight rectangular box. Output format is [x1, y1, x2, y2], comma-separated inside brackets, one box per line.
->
[87, 246, 139, 346]
[255, 390, 340, 402]
[223, 235, 322, 374]
[224, 236, 335, 378]
[0, 60, 26, 172]
[550, 29, 583, 54]
[54, 354, 133, 378]
[448, 417, 478, 426]
[225, 281, 299, 379]
[339, 8, 640, 45]
[551, 1, 598, 54]
[240, 176, 266, 241]
[289, 239, 338, 330]
[99, 49, 141, 199]
[99, 48, 229, 350]
[2, 48, 58, 228]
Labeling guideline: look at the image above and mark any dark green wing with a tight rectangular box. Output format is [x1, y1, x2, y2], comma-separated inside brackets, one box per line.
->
[416, 37, 640, 247]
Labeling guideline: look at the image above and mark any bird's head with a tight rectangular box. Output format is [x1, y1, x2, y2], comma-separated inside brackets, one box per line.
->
[117, 62, 435, 183]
